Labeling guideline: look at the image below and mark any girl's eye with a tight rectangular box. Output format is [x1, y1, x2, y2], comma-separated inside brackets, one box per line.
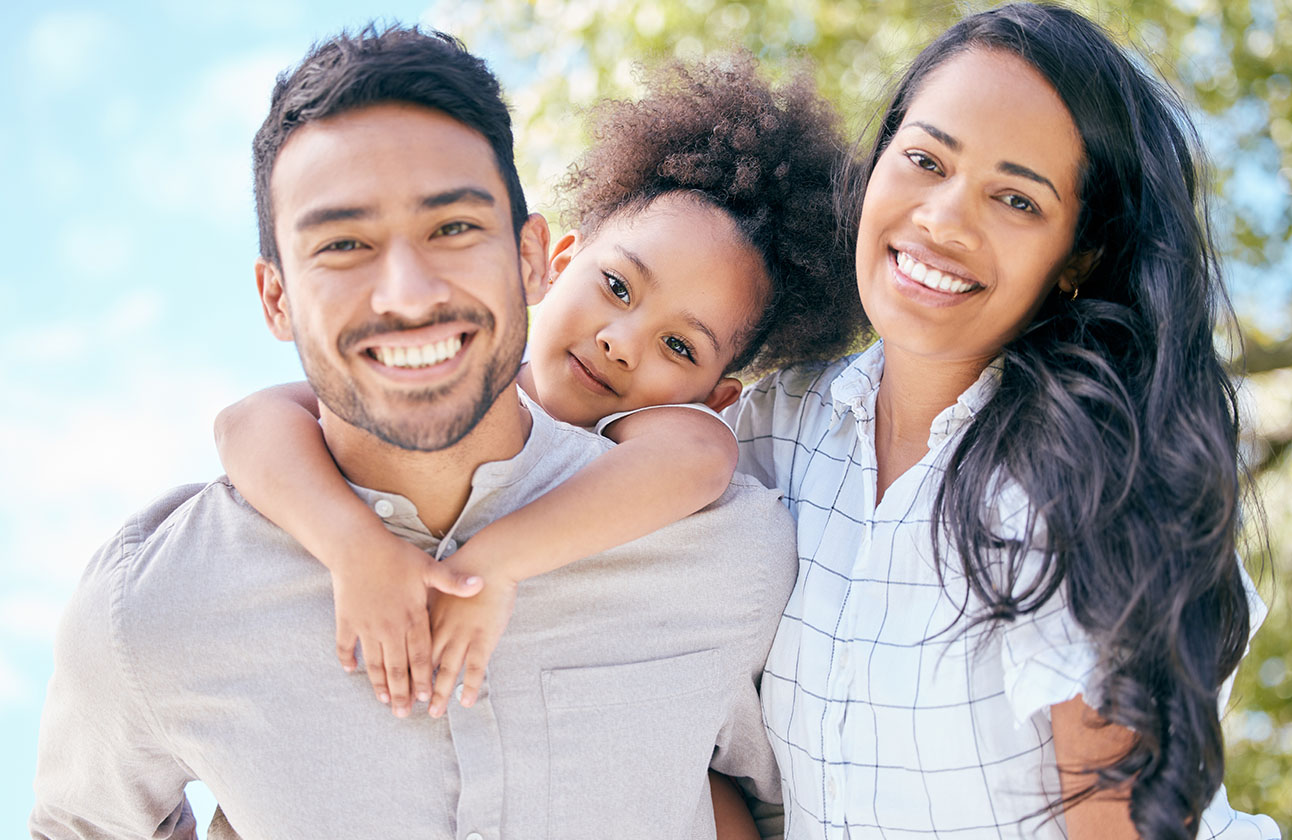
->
[320, 239, 363, 253]
[1000, 193, 1037, 214]
[605, 272, 630, 303]
[905, 150, 943, 175]
[664, 335, 695, 362]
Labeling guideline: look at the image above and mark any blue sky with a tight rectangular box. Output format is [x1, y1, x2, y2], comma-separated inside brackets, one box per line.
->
[4, 1, 1290, 835]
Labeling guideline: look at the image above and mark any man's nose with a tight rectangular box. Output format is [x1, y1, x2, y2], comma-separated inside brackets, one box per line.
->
[369, 240, 451, 317]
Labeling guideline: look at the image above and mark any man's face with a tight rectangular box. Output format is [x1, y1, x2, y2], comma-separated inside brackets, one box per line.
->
[258, 103, 545, 451]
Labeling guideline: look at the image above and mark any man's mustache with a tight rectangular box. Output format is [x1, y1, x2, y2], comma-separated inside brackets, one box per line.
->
[336, 308, 495, 353]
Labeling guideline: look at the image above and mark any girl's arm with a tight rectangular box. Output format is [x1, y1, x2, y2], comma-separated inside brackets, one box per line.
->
[1051, 694, 1139, 840]
[709, 770, 761, 840]
[213, 383, 483, 719]
[426, 406, 738, 714]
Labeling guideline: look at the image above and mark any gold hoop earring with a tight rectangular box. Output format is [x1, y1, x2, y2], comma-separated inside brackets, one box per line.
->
[1068, 285, 1079, 302]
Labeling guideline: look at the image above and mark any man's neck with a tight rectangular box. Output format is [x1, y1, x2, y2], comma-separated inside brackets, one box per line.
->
[319, 384, 533, 536]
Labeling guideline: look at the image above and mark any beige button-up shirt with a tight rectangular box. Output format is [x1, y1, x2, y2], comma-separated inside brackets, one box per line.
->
[31, 403, 798, 839]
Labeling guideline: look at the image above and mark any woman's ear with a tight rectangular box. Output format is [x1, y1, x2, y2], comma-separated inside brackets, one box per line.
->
[1057, 247, 1102, 295]
[702, 377, 743, 413]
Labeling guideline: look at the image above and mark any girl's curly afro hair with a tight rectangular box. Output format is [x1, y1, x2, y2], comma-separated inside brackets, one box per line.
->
[559, 54, 866, 377]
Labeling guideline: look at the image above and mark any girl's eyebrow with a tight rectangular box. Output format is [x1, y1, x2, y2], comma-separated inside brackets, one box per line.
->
[614, 244, 721, 356]
[906, 120, 1061, 202]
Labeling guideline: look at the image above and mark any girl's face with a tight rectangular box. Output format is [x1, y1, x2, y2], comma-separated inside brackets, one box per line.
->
[524, 193, 766, 427]
[854, 48, 1087, 368]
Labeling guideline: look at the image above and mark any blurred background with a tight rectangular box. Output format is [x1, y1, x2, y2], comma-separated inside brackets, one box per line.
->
[2, 0, 1288, 833]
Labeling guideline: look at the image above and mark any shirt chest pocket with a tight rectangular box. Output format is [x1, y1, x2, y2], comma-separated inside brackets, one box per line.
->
[542, 649, 723, 839]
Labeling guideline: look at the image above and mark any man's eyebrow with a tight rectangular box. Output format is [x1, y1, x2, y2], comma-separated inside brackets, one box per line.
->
[294, 188, 498, 233]
[420, 187, 496, 210]
[997, 161, 1061, 202]
[296, 205, 373, 231]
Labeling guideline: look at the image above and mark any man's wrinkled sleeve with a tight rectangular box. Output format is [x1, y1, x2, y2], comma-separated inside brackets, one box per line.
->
[30, 519, 197, 840]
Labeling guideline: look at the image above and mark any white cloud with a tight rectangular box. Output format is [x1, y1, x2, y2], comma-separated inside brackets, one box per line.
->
[0, 651, 29, 708]
[129, 50, 295, 221]
[57, 218, 137, 281]
[0, 357, 243, 585]
[24, 10, 117, 90]
[0, 595, 63, 643]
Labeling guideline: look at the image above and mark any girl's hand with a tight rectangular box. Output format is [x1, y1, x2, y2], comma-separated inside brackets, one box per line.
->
[426, 541, 519, 717]
[331, 534, 482, 718]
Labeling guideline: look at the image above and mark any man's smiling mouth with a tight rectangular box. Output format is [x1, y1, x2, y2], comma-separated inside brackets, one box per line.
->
[367, 334, 466, 368]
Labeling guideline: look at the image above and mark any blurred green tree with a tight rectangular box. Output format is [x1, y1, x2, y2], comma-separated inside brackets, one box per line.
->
[430, 0, 1291, 825]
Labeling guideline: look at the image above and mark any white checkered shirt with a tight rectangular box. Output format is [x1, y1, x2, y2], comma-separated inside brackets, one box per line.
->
[725, 342, 1278, 840]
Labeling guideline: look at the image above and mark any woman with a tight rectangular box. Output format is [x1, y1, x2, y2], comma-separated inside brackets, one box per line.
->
[727, 4, 1277, 838]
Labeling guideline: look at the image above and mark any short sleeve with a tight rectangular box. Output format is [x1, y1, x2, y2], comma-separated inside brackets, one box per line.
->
[990, 480, 1101, 727]
[593, 401, 732, 438]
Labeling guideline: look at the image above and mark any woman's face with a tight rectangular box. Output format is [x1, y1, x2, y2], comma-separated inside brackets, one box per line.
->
[854, 48, 1086, 368]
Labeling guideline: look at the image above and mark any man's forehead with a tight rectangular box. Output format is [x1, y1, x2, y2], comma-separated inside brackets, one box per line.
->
[270, 103, 504, 218]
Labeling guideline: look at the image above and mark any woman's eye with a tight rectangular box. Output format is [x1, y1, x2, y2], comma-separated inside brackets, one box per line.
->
[605, 273, 630, 303]
[320, 239, 362, 253]
[906, 151, 942, 174]
[1001, 193, 1037, 214]
[664, 335, 695, 362]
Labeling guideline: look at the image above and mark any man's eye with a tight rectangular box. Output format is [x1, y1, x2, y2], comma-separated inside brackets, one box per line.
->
[1001, 193, 1037, 214]
[320, 239, 362, 252]
[664, 335, 695, 362]
[605, 273, 630, 303]
[438, 221, 475, 236]
[906, 151, 942, 175]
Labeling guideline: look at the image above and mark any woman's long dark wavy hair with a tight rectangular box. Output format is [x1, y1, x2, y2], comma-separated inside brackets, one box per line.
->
[840, 4, 1254, 837]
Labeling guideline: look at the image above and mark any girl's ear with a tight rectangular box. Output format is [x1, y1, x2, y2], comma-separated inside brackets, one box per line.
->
[546, 230, 582, 290]
[702, 377, 743, 413]
[1057, 247, 1102, 295]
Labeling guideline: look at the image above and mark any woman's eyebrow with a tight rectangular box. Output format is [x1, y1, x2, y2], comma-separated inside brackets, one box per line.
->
[997, 161, 1060, 201]
[909, 120, 1060, 201]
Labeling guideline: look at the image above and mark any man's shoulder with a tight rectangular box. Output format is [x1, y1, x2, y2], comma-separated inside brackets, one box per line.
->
[74, 477, 279, 612]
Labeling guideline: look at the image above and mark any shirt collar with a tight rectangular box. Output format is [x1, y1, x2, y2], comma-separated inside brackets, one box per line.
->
[828, 340, 1003, 448]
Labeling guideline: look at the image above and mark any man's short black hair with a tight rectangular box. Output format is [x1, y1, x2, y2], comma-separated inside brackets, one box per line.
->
[252, 23, 528, 265]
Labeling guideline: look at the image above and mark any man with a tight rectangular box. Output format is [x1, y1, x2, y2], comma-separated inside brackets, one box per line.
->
[30, 25, 797, 840]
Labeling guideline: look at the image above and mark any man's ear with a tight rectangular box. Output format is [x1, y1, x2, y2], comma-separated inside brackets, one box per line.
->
[519, 212, 552, 306]
[255, 257, 294, 342]
[1056, 248, 1102, 296]
[702, 376, 743, 413]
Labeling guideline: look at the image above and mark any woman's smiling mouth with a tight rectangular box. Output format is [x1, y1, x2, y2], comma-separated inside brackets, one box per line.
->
[894, 250, 980, 294]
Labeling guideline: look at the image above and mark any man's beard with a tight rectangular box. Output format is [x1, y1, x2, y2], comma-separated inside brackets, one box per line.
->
[295, 295, 528, 452]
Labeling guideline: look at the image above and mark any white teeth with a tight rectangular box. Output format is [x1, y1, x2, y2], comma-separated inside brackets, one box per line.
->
[372, 335, 465, 369]
[895, 251, 975, 294]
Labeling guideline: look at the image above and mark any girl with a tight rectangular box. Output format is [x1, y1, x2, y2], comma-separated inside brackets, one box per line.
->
[214, 52, 860, 823]
[727, 4, 1275, 838]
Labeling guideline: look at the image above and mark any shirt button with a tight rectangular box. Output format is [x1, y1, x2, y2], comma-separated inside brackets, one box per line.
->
[826, 776, 838, 800]
[839, 648, 851, 668]
[465, 833, 484, 840]
[443, 538, 458, 553]
[373, 499, 396, 518]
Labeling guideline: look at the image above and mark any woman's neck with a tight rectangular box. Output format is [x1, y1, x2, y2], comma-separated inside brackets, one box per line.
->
[873, 345, 994, 502]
